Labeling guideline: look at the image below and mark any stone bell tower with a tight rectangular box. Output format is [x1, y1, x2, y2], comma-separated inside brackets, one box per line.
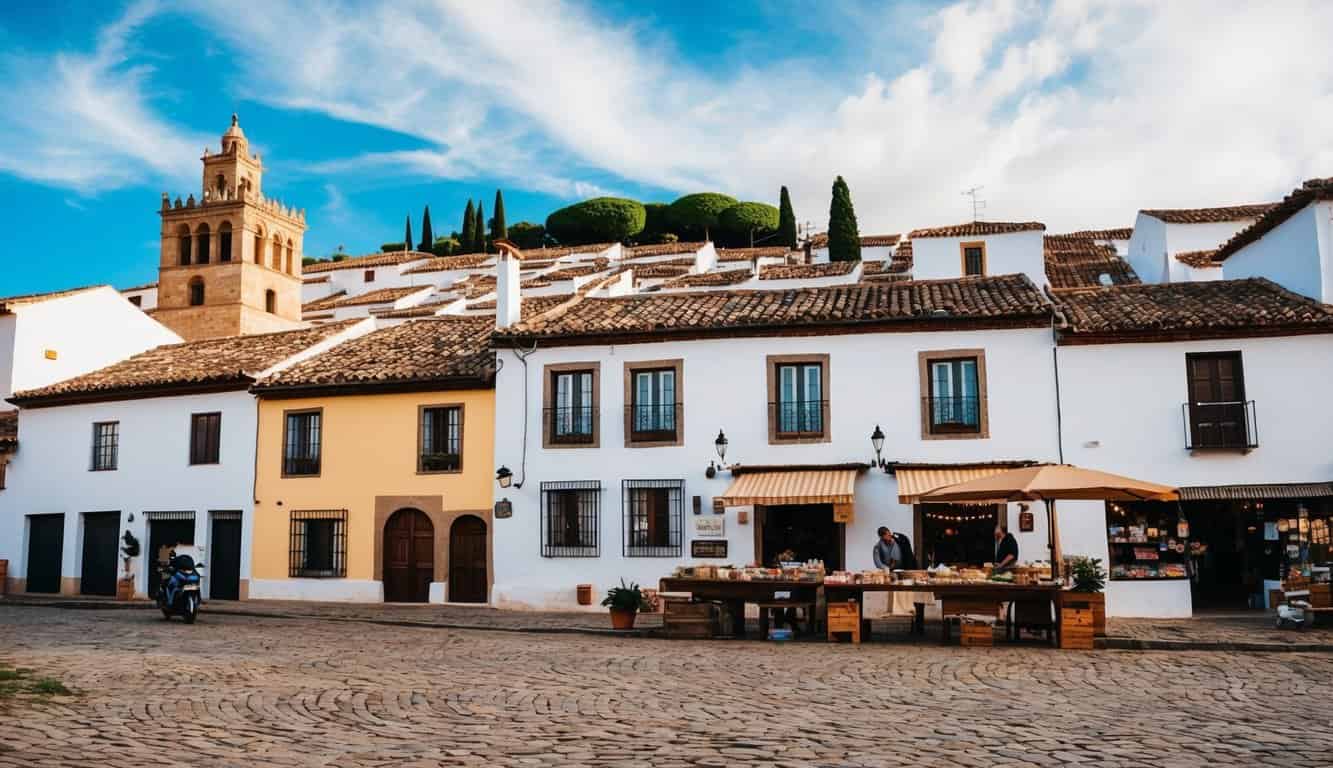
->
[154, 114, 308, 341]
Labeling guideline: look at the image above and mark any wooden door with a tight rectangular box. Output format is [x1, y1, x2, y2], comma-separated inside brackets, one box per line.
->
[384, 509, 433, 603]
[26, 514, 64, 594]
[209, 516, 242, 600]
[1187, 353, 1246, 448]
[80, 512, 120, 596]
[449, 515, 488, 603]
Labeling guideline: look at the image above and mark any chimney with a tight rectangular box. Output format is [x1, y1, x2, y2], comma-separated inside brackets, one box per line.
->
[494, 239, 522, 328]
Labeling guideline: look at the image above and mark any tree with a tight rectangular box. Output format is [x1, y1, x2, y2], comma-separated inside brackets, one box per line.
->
[778, 186, 797, 249]
[380, 242, 406, 252]
[507, 221, 547, 249]
[827, 176, 861, 262]
[431, 236, 459, 257]
[718, 201, 780, 247]
[461, 200, 476, 253]
[474, 201, 486, 253]
[418, 205, 434, 251]
[545, 197, 647, 244]
[639, 202, 670, 243]
[491, 189, 507, 243]
[665, 193, 738, 240]
[403, 215, 413, 253]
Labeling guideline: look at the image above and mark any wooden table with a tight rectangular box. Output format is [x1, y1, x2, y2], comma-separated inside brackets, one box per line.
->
[658, 578, 820, 638]
[824, 582, 1062, 644]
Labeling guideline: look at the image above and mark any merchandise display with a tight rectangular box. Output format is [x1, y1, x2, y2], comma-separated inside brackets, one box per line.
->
[1107, 504, 1190, 580]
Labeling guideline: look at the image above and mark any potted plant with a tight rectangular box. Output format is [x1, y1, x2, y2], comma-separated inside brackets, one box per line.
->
[601, 579, 651, 630]
[1064, 556, 1107, 640]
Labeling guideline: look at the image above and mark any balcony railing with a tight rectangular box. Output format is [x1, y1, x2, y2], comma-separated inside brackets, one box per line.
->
[626, 403, 680, 442]
[1183, 400, 1258, 451]
[283, 456, 321, 476]
[419, 452, 461, 472]
[922, 396, 982, 434]
[770, 399, 828, 437]
[546, 405, 597, 444]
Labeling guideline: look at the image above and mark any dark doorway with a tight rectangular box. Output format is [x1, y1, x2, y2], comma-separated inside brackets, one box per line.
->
[384, 508, 433, 603]
[1189, 503, 1255, 610]
[760, 505, 843, 569]
[209, 514, 242, 600]
[80, 512, 120, 596]
[25, 514, 64, 593]
[148, 517, 195, 597]
[449, 515, 488, 603]
[918, 504, 1003, 567]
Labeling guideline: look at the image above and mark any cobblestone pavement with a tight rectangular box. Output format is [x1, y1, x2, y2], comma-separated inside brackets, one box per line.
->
[2, 606, 1331, 767]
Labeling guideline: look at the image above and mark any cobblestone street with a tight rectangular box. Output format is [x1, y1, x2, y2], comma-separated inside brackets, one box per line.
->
[1, 605, 1330, 767]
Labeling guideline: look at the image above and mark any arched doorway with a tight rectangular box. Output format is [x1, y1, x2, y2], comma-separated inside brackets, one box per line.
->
[383, 508, 433, 603]
[449, 515, 487, 603]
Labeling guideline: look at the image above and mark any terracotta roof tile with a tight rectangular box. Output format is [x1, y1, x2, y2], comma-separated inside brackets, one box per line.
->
[119, 282, 158, 293]
[716, 247, 793, 261]
[497, 274, 1050, 343]
[333, 286, 431, 308]
[889, 241, 913, 272]
[860, 272, 912, 284]
[465, 295, 575, 315]
[370, 295, 462, 318]
[624, 242, 707, 258]
[632, 263, 692, 279]
[908, 221, 1045, 239]
[0, 410, 16, 451]
[1044, 240, 1141, 290]
[1054, 279, 1333, 337]
[1174, 250, 1221, 268]
[759, 261, 859, 280]
[401, 254, 493, 275]
[302, 275, 331, 285]
[301, 291, 347, 314]
[660, 270, 753, 289]
[807, 233, 900, 249]
[1057, 228, 1133, 241]
[0, 285, 107, 314]
[1213, 178, 1333, 261]
[11, 322, 362, 404]
[541, 259, 610, 281]
[255, 317, 494, 392]
[517, 243, 616, 260]
[303, 251, 433, 274]
[1139, 203, 1277, 225]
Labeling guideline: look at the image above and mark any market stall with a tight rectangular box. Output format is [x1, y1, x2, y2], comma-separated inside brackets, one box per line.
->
[660, 563, 823, 638]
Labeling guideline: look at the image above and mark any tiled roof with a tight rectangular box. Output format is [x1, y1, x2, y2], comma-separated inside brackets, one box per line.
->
[632, 263, 692, 279]
[759, 261, 859, 280]
[542, 259, 610, 281]
[11, 322, 362, 405]
[1174, 250, 1221, 269]
[370, 295, 461, 319]
[401, 254, 493, 275]
[517, 243, 616, 260]
[497, 274, 1051, 342]
[624, 242, 707, 258]
[465, 295, 574, 314]
[716, 247, 791, 262]
[332, 286, 431, 308]
[519, 259, 558, 271]
[1139, 203, 1277, 225]
[1213, 178, 1333, 262]
[889, 241, 913, 272]
[807, 233, 900, 249]
[1058, 228, 1133, 241]
[1044, 241, 1140, 290]
[860, 272, 912, 284]
[254, 317, 494, 393]
[119, 282, 158, 293]
[302, 275, 331, 285]
[1053, 279, 1333, 338]
[301, 291, 347, 314]
[0, 410, 16, 451]
[0, 285, 106, 314]
[908, 221, 1045, 239]
[660, 270, 753, 289]
[303, 251, 433, 274]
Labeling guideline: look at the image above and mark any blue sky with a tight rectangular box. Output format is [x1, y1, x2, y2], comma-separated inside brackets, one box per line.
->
[3, 0, 1332, 295]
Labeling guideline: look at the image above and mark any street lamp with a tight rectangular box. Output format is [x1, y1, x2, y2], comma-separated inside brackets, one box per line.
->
[870, 424, 885, 469]
[706, 429, 730, 479]
[496, 465, 513, 489]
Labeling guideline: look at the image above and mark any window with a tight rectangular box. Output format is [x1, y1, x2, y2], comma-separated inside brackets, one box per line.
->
[189, 412, 221, 465]
[1184, 352, 1254, 450]
[288, 509, 347, 577]
[219, 222, 233, 263]
[195, 224, 210, 265]
[419, 405, 462, 473]
[91, 421, 118, 471]
[767, 355, 829, 442]
[283, 409, 322, 476]
[625, 360, 682, 446]
[272, 235, 283, 270]
[919, 349, 989, 439]
[541, 481, 600, 557]
[543, 363, 599, 448]
[622, 479, 684, 557]
[188, 278, 205, 306]
[961, 241, 986, 276]
[253, 233, 264, 265]
[178, 227, 192, 266]
[285, 242, 294, 274]
[128, 295, 142, 307]
[364, 269, 376, 283]
[265, 289, 276, 314]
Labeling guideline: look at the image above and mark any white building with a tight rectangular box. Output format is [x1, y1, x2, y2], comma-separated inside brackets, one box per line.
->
[907, 221, 1048, 287]
[1126, 204, 1276, 284]
[1210, 177, 1333, 303]
[0, 320, 370, 600]
[808, 233, 899, 264]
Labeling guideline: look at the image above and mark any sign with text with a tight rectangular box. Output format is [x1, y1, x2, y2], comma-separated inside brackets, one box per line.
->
[694, 515, 725, 538]
[691, 540, 728, 558]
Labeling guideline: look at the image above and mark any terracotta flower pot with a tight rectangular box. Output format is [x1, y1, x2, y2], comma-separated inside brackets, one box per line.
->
[576, 584, 594, 606]
[609, 608, 638, 630]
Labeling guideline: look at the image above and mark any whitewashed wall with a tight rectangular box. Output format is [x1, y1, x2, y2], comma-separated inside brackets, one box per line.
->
[910, 230, 1047, 287]
[1221, 201, 1332, 302]
[0, 316, 14, 410]
[491, 326, 1063, 610]
[1127, 214, 1169, 284]
[0, 390, 258, 601]
[120, 286, 158, 310]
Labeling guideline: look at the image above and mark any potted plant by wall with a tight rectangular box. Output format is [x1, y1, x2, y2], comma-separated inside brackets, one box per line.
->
[1065, 556, 1107, 640]
[118, 531, 140, 602]
[601, 579, 651, 630]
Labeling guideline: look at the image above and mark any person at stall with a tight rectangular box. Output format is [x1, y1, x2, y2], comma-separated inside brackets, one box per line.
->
[993, 524, 1019, 572]
[873, 527, 902, 570]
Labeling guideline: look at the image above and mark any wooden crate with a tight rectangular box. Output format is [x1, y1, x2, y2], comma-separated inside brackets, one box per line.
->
[664, 599, 718, 639]
[959, 621, 993, 647]
[826, 600, 861, 644]
[1310, 584, 1331, 609]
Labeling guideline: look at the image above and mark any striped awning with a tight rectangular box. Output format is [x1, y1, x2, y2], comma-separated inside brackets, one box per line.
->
[896, 464, 1032, 503]
[1177, 482, 1333, 501]
[719, 470, 857, 506]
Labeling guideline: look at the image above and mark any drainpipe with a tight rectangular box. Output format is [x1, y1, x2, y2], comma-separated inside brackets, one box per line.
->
[1048, 292, 1070, 464]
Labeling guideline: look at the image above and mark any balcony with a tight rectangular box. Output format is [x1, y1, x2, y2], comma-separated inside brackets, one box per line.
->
[546, 405, 597, 445]
[1182, 400, 1258, 451]
[770, 399, 828, 438]
[626, 403, 681, 443]
[922, 396, 982, 435]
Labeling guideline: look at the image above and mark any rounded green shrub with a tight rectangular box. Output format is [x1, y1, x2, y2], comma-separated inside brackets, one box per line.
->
[718, 201, 780, 246]
[546, 197, 646, 245]
[665, 193, 738, 240]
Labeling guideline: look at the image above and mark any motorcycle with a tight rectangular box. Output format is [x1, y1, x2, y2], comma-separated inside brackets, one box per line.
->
[156, 552, 205, 624]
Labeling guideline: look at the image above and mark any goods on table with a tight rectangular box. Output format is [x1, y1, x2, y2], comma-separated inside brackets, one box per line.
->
[671, 563, 825, 583]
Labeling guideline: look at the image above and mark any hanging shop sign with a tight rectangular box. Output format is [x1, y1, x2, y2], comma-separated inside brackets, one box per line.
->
[833, 503, 854, 524]
[493, 499, 513, 519]
[1019, 510, 1034, 532]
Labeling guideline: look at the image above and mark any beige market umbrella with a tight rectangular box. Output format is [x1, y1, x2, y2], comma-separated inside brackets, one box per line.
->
[920, 464, 1178, 578]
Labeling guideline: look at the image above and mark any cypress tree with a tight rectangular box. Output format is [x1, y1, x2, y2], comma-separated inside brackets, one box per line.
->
[491, 189, 507, 243]
[827, 176, 861, 262]
[419, 205, 434, 251]
[777, 186, 797, 249]
[474, 201, 486, 253]
[404, 215, 413, 253]
[461, 200, 476, 253]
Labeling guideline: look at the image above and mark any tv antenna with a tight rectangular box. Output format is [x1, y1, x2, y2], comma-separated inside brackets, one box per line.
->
[962, 186, 986, 221]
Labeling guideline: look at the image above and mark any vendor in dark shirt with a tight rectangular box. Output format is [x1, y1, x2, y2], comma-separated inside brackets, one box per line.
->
[993, 524, 1019, 572]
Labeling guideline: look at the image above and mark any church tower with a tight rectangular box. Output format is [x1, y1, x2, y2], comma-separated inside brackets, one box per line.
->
[154, 115, 307, 341]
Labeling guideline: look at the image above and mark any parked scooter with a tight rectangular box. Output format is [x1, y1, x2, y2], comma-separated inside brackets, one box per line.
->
[1276, 599, 1311, 630]
[156, 552, 205, 624]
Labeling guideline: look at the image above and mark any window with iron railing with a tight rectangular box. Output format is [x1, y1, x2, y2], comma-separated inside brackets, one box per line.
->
[91, 421, 119, 471]
[548, 370, 596, 444]
[623, 479, 683, 557]
[289, 509, 346, 577]
[773, 362, 826, 437]
[419, 405, 462, 472]
[283, 409, 322, 476]
[1183, 352, 1255, 451]
[629, 368, 678, 442]
[927, 358, 981, 433]
[541, 481, 600, 557]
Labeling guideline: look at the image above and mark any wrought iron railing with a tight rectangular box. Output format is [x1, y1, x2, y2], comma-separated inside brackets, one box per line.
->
[922, 396, 982, 434]
[770, 400, 828, 436]
[546, 405, 597, 444]
[1182, 400, 1258, 450]
[626, 403, 681, 441]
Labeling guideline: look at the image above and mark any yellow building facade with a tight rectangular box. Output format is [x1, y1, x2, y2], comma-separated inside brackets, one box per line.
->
[249, 318, 497, 603]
